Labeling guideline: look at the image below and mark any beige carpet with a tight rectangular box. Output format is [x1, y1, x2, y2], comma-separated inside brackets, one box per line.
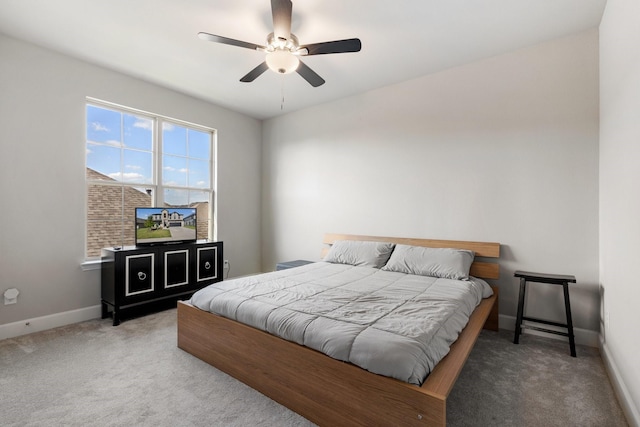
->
[0, 308, 628, 426]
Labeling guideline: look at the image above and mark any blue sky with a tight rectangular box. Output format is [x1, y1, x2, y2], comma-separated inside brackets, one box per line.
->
[86, 104, 211, 191]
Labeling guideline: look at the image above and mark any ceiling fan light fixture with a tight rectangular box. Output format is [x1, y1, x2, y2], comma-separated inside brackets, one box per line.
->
[265, 50, 299, 74]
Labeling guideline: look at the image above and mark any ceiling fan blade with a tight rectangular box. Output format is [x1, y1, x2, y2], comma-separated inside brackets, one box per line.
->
[198, 32, 265, 51]
[240, 62, 269, 83]
[271, 0, 292, 40]
[296, 60, 325, 87]
[300, 38, 362, 56]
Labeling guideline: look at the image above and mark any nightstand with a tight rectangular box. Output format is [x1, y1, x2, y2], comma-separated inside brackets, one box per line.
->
[276, 260, 314, 271]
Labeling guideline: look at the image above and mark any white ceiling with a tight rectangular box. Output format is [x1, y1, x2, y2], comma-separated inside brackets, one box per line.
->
[0, 0, 606, 120]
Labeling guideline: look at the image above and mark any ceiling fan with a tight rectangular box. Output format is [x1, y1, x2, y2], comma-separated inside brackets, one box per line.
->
[198, 0, 362, 87]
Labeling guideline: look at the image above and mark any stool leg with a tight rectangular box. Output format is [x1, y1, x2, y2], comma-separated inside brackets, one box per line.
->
[563, 282, 576, 357]
[514, 278, 527, 344]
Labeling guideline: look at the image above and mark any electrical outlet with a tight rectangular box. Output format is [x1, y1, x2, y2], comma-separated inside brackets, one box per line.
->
[4, 288, 19, 305]
[224, 259, 229, 269]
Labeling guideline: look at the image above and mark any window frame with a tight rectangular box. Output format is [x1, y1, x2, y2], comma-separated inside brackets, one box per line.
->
[84, 98, 217, 263]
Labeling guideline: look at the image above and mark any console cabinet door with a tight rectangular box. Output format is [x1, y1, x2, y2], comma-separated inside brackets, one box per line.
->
[125, 253, 154, 296]
[197, 246, 220, 282]
[165, 249, 189, 289]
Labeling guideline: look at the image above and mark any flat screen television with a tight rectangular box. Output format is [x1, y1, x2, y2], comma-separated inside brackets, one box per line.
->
[135, 207, 197, 246]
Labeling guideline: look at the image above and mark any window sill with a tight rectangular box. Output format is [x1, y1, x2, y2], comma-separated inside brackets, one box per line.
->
[81, 259, 102, 271]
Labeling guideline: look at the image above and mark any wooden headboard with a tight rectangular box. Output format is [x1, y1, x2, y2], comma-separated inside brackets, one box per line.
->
[322, 233, 500, 280]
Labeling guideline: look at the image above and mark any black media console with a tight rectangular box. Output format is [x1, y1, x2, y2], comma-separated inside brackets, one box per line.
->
[101, 240, 223, 325]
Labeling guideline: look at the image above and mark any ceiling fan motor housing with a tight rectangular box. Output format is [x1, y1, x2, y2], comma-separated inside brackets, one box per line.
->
[266, 32, 300, 52]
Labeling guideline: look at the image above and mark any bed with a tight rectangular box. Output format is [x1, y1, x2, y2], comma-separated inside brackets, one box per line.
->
[177, 233, 500, 426]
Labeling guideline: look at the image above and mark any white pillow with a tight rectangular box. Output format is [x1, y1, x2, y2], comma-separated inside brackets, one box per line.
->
[381, 244, 474, 280]
[323, 240, 396, 268]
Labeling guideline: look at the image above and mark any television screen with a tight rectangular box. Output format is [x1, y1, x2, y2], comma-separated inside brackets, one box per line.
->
[135, 207, 197, 246]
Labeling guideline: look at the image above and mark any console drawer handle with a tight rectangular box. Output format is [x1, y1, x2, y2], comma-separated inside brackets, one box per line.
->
[204, 261, 211, 270]
[138, 271, 147, 281]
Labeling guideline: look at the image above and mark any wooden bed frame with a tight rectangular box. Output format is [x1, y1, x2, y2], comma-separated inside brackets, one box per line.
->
[177, 234, 500, 426]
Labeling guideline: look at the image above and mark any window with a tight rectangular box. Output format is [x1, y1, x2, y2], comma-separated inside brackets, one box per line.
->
[85, 100, 216, 259]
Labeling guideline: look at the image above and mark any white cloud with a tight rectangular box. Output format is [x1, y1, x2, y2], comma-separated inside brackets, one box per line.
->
[92, 122, 108, 132]
[162, 122, 175, 132]
[164, 166, 188, 174]
[126, 164, 142, 170]
[134, 118, 153, 131]
[108, 172, 145, 182]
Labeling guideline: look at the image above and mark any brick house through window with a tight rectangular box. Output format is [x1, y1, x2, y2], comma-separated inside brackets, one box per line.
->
[86, 167, 209, 257]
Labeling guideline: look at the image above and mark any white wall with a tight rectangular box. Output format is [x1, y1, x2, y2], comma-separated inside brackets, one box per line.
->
[0, 34, 262, 327]
[599, 0, 640, 424]
[262, 30, 600, 334]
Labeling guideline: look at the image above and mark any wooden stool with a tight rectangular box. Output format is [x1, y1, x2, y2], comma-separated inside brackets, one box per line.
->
[513, 270, 576, 357]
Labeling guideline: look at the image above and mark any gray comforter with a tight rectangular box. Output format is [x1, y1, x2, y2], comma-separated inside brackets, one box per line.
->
[190, 261, 491, 385]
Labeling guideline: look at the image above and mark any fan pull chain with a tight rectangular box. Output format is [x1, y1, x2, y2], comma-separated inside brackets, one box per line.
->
[281, 75, 285, 110]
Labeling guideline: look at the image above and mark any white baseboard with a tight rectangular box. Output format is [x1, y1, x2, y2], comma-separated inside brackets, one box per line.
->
[600, 339, 640, 427]
[0, 305, 102, 341]
[499, 314, 600, 348]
